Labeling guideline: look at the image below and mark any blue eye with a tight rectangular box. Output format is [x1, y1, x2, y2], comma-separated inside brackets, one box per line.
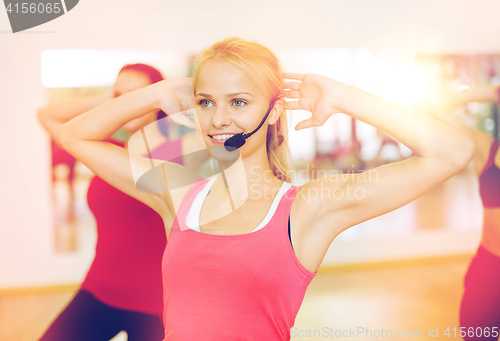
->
[233, 99, 246, 106]
[199, 99, 213, 107]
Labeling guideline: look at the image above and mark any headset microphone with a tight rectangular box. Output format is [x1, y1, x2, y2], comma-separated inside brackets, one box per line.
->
[224, 99, 277, 152]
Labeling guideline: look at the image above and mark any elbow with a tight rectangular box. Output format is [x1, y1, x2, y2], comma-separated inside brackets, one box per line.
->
[36, 108, 47, 125]
[58, 123, 75, 152]
[448, 136, 475, 171]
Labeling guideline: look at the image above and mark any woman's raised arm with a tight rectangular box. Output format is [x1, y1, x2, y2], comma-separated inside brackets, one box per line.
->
[37, 93, 112, 146]
[444, 85, 500, 109]
[413, 85, 500, 174]
[284, 73, 474, 250]
[59, 79, 200, 221]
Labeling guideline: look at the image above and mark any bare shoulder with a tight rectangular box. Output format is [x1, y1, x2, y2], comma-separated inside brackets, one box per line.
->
[133, 155, 203, 216]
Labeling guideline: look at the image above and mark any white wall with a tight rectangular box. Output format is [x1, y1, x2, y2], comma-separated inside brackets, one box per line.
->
[1, 0, 499, 288]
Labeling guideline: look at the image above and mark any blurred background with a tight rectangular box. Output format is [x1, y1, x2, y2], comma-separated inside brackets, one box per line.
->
[1, 0, 500, 340]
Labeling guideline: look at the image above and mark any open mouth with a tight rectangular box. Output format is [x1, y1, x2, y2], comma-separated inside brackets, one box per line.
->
[208, 134, 237, 144]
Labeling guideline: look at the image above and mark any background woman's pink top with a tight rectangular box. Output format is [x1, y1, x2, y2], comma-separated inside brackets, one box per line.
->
[162, 178, 317, 340]
[82, 138, 183, 316]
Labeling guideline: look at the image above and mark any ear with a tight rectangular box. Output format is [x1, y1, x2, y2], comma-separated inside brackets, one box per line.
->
[268, 99, 286, 126]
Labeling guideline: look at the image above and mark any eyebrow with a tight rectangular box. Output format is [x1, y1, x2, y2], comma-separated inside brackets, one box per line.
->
[195, 92, 254, 98]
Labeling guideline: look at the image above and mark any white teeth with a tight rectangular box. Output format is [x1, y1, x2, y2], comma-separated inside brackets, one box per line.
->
[212, 134, 235, 140]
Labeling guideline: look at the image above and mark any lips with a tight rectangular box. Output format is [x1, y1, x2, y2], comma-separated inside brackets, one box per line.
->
[208, 133, 238, 144]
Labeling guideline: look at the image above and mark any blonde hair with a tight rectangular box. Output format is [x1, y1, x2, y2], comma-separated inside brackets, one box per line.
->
[192, 37, 292, 183]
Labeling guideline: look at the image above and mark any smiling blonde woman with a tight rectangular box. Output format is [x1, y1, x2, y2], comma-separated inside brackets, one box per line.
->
[59, 37, 474, 340]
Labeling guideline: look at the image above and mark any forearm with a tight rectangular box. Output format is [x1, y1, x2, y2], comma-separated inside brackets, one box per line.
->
[60, 83, 161, 146]
[336, 84, 473, 166]
[444, 85, 500, 108]
[38, 94, 111, 145]
[38, 93, 111, 123]
[413, 99, 472, 138]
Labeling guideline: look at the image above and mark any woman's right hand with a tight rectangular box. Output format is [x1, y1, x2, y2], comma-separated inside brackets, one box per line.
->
[155, 78, 196, 129]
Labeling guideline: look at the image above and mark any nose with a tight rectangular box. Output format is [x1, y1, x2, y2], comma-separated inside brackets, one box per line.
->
[211, 105, 232, 129]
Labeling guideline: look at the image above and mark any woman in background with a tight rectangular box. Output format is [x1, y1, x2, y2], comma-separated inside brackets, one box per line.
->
[416, 85, 500, 341]
[37, 63, 202, 341]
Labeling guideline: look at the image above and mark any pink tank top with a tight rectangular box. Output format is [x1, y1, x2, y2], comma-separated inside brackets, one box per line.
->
[161, 178, 317, 340]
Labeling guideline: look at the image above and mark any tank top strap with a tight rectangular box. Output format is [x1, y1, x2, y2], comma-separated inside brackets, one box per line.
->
[278, 185, 300, 236]
[481, 139, 500, 177]
[171, 177, 212, 232]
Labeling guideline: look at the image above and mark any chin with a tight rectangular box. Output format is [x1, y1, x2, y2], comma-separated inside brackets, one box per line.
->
[208, 145, 242, 163]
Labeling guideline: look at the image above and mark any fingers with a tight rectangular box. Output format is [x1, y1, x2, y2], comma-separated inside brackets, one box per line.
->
[284, 81, 301, 90]
[284, 90, 300, 99]
[282, 73, 304, 81]
[294, 118, 316, 131]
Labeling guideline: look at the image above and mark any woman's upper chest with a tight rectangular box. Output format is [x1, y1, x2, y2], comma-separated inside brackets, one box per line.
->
[198, 196, 277, 235]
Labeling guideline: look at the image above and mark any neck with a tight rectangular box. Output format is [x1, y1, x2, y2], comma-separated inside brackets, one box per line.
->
[211, 143, 283, 207]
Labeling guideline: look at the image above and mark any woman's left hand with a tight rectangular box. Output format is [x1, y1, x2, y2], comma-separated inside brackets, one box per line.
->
[282, 73, 345, 130]
[156, 78, 197, 129]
